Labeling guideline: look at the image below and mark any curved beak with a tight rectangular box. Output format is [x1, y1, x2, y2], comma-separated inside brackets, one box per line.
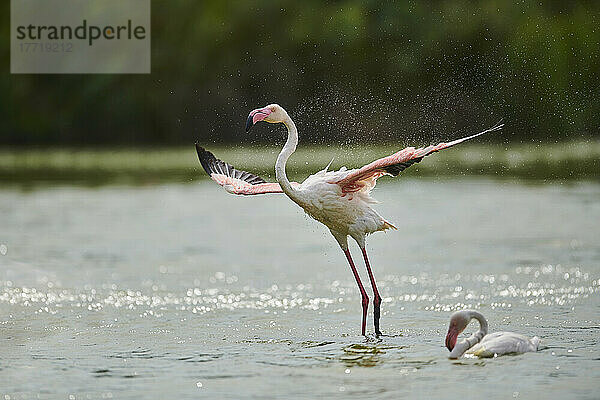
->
[245, 107, 272, 133]
[445, 328, 458, 351]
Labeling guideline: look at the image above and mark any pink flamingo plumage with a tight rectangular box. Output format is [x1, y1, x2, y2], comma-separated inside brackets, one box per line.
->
[445, 310, 539, 358]
[196, 104, 503, 336]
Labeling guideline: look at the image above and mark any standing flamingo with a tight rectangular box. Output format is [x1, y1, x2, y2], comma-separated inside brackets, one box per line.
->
[196, 103, 503, 336]
[445, 310, 540, 358]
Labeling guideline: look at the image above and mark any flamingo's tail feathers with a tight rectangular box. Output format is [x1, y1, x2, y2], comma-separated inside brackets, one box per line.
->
[383, 219, 397, 231]
[531, 336, 541, 350]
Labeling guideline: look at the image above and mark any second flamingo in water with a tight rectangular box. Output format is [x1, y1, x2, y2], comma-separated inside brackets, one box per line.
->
[445, 310, 540, 358]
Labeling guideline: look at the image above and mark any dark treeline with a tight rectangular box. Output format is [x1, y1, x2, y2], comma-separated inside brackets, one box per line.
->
[2, 0, 599, 145]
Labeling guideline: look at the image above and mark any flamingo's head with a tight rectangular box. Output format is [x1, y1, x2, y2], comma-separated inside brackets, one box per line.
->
[445, 310, 471, 351]
[246, 104, 287, 132]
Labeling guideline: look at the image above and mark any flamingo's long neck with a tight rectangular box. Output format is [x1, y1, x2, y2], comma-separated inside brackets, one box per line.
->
[449, 311, 489, 358]
[275, 115, 301, 202]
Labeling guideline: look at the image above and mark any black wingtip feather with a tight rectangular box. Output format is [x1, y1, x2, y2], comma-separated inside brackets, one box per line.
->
[383, 157, 424, 176]
[195, 144, 217, 176]
[195, 145, 268, 185]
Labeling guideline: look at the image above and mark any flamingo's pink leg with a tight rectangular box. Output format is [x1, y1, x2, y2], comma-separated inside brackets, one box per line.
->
[361, 247, 382, 336]
[343, 249, 369, 336]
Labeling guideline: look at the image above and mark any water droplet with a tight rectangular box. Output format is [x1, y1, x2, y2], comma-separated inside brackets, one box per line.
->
[345, 368, 350, 374]
[0, 244, 7, 255]
[196, 382, 203, 388]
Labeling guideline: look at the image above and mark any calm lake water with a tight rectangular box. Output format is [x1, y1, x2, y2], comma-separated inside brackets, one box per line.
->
[1, 178, 599, 399]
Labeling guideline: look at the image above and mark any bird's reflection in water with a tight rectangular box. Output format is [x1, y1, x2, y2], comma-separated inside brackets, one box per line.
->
[340, 343, 407, 367]
[341, 344, 384, 367]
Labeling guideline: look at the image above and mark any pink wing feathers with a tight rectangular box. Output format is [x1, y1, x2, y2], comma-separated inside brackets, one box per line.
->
[332, 121, 504, 193]
[196, 145, 299, 195]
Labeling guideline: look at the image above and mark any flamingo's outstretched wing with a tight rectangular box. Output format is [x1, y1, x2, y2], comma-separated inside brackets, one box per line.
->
[196, 145, 299, 195]
[332, 121, 504, 193]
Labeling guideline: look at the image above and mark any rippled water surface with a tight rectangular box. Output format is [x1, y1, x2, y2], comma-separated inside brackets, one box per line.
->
[1, 179, 599, 399]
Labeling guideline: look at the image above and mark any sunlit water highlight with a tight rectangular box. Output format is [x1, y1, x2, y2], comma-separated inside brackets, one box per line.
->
[1, 179, 599, 399]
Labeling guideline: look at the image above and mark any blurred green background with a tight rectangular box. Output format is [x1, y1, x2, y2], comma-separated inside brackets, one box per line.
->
[1, 0, 599, 182]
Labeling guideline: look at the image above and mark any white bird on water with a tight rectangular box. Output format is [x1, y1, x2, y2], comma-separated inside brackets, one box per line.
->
[196, 103, 503, 336]
[445, 310, 540, 359]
